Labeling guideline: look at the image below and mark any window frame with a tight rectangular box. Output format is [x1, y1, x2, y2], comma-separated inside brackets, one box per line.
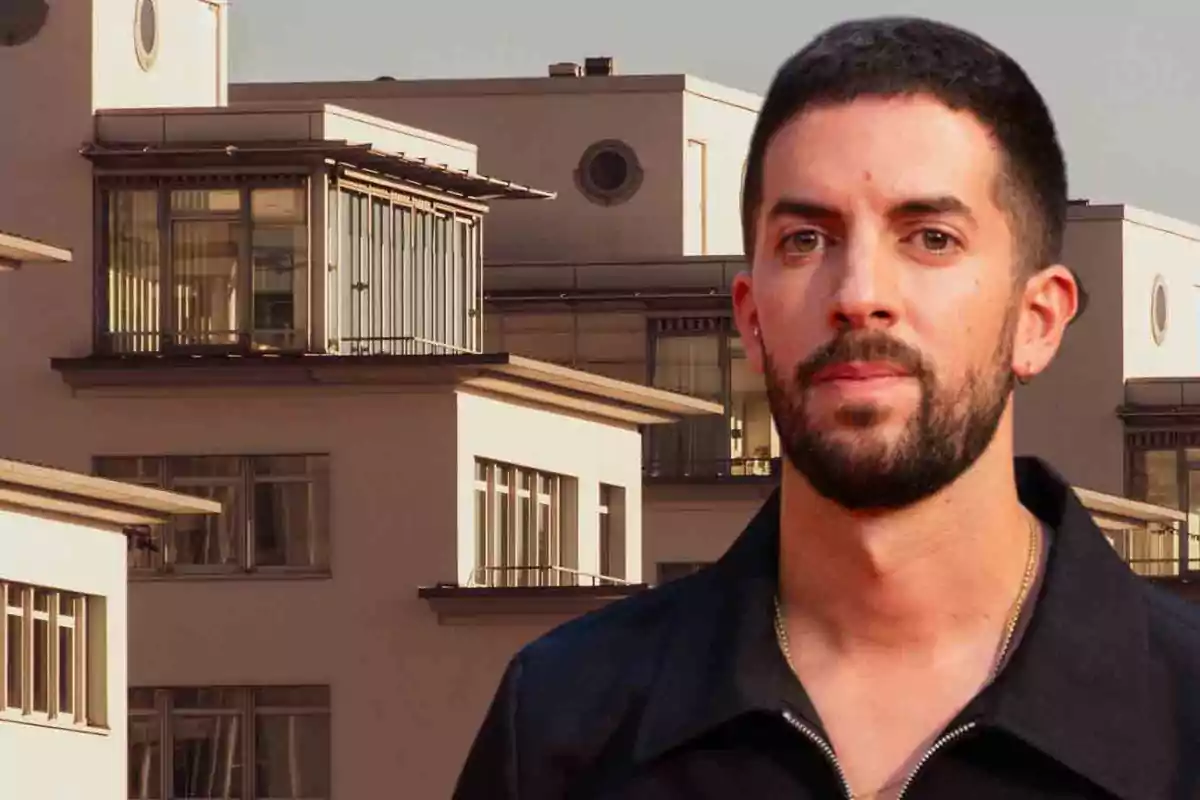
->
[94, 454, 332, 579]
[128, 685, 331, 800]
[1124, 430, 1200, 575]
[96, 176, 312, 356]
[0, 581, 105, 733]
[473, 458, 574, 587]
[645, 315, 781, 481]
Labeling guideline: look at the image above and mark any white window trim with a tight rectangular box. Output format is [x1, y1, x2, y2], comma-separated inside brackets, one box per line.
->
[0, 582, 105, 734]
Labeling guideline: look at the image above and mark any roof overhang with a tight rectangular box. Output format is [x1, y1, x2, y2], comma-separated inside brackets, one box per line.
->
[0, 458, 221, 530]
[1073, 486, 1187, 530]
[0, 232, 73, 270]
[82, 140, 555, 201]
[49, 352, 723, 427]
[1118, 377, 1200, 425]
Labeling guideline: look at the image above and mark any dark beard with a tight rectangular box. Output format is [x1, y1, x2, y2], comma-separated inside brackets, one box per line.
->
[763, 318, 1016, 511]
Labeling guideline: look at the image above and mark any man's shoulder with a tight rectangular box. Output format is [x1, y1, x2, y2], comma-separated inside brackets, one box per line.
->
[518, 567, 714, 676]
[1142, 580, 1200, 665]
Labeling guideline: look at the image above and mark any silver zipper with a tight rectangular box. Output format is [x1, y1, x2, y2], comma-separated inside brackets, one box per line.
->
[781, 709, 854, 799]
[783, 709, 978, 800]
[894, 721, 978, 799]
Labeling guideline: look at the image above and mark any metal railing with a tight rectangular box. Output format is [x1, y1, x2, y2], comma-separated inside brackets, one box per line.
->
[644, 457, 782, 481]
[334, 334, 480, 356]
[1075, 488, 1198, 577]
[467, 565, 632, 589]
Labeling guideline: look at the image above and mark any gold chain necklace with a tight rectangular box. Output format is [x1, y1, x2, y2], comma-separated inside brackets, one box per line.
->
[772, 516, 1041, 800]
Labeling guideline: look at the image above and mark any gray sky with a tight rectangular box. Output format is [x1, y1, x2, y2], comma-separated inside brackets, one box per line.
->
[230, 1, 1200, 226]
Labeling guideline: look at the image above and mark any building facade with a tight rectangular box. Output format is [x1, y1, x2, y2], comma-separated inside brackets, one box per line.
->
[0, 3, 720, 798]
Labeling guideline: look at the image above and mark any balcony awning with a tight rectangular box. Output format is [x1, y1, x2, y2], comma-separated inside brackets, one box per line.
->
[0, 231, 72, 269]
[81, 140, 555, 201]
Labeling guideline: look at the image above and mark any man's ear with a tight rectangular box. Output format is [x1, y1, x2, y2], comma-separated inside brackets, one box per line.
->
[1012, 264, 1079, 383]
[731, 271, 764, 374]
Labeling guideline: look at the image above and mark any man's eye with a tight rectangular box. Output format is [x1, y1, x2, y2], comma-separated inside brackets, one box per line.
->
[916, 229, 959, 252]
[783, 230, 826, 255]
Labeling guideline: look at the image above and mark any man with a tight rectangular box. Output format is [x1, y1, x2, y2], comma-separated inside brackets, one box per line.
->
[454, 17, 1200, 799]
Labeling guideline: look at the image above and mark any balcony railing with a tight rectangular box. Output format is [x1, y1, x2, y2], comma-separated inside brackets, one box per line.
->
[1076, 487, 1200, 577]
[644, 457, 781, 481]
[467, 565, 632, 589]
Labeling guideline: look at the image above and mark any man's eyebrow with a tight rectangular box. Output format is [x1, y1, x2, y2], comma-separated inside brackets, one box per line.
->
[890, 196, 975, 221]
[765, 196, 975, 224]
[766, 198, 840, 221]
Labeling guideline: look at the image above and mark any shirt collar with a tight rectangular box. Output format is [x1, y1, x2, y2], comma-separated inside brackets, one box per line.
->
[633, 456, 1167, 799]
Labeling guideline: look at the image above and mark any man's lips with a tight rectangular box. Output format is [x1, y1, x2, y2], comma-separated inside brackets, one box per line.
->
[811, 361, 912, 383]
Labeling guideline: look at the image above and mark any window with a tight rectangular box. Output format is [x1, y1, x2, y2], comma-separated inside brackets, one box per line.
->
[656, 562, 711, 584]
[574, 139, 643, 206]
[473, 459, 576, 587]
[129, 686, 330, 800]
[134, 0, 159, 71]
[1, 581, 106, 729]
[1125, 431, 1200, 574]
[647, 317, 780, 479]
[100, 180, 309, 354]
[599, 484, 627, 581]
[329, 179, 483, 356]
[95, 455, 331, 576]
[684, 139, 708, 255]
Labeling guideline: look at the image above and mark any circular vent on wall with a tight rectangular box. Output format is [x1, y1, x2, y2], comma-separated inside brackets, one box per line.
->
[575, 140, 643, 206]
[134, 0, 159, 71]
[0, 0, 49, 47]
[1151, 274, 1168, 345]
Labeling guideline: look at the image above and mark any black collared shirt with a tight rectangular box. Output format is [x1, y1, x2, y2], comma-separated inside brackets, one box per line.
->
[453, 458, 1200, 799]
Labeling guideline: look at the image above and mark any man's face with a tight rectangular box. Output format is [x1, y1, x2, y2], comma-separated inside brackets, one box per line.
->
[733, 95, 1030, 510]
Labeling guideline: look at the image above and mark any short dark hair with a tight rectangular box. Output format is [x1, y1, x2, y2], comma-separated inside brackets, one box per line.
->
[741, 16, 1068, 276]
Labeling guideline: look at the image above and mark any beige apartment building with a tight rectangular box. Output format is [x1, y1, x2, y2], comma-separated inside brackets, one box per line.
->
[237, 61, 1200, 585]
[1, 3, 1197, 799]
[0, 2, 724, 798]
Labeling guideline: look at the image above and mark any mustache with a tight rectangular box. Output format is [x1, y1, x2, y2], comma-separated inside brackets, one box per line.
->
[794, 332, 928, 387]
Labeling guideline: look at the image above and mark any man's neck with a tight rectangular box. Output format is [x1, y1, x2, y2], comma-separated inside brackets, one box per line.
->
[777, 436, 1035, 654]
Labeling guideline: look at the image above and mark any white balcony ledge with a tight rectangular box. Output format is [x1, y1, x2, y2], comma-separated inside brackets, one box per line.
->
[417, 582, 649, 625]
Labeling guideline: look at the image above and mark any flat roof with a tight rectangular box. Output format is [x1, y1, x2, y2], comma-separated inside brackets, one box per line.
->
[1068, 202, 1200, 242]
[0, 458, 221, 530]
[82, 139, 553, 202]
[231, 74, 763, 113]
[49, 352, 723, 427]
[0, 231, 73, 268]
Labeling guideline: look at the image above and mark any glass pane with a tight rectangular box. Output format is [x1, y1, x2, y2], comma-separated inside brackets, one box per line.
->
[172, 456, 241, 481]
[1130, 449, 1180, 509]
[129, 688, 158, 711]
[171, 713, 243, 798]
[649, 330, 729, 476]
[172, 218, 241, 347]
[59, 592, 78, 618]
[170, 483, 242, 569]
[251, 187, 308, 351]
[58, 625, 74, 715]
[106, 189, 163, 354]
[252, 455, 310, 478]
[33, 616, 49, 712]
[253, 480, 327, 569]
[95, 456, 162, 483]
[5, 611, 22, 709]
[172, 189, 241, 214]
[253, 686, 329, 708]
[172, 687, 243, 710]
[129, 715, 163, 799]
[474, 487, 488, 577]
[254, 713, 331, 800]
